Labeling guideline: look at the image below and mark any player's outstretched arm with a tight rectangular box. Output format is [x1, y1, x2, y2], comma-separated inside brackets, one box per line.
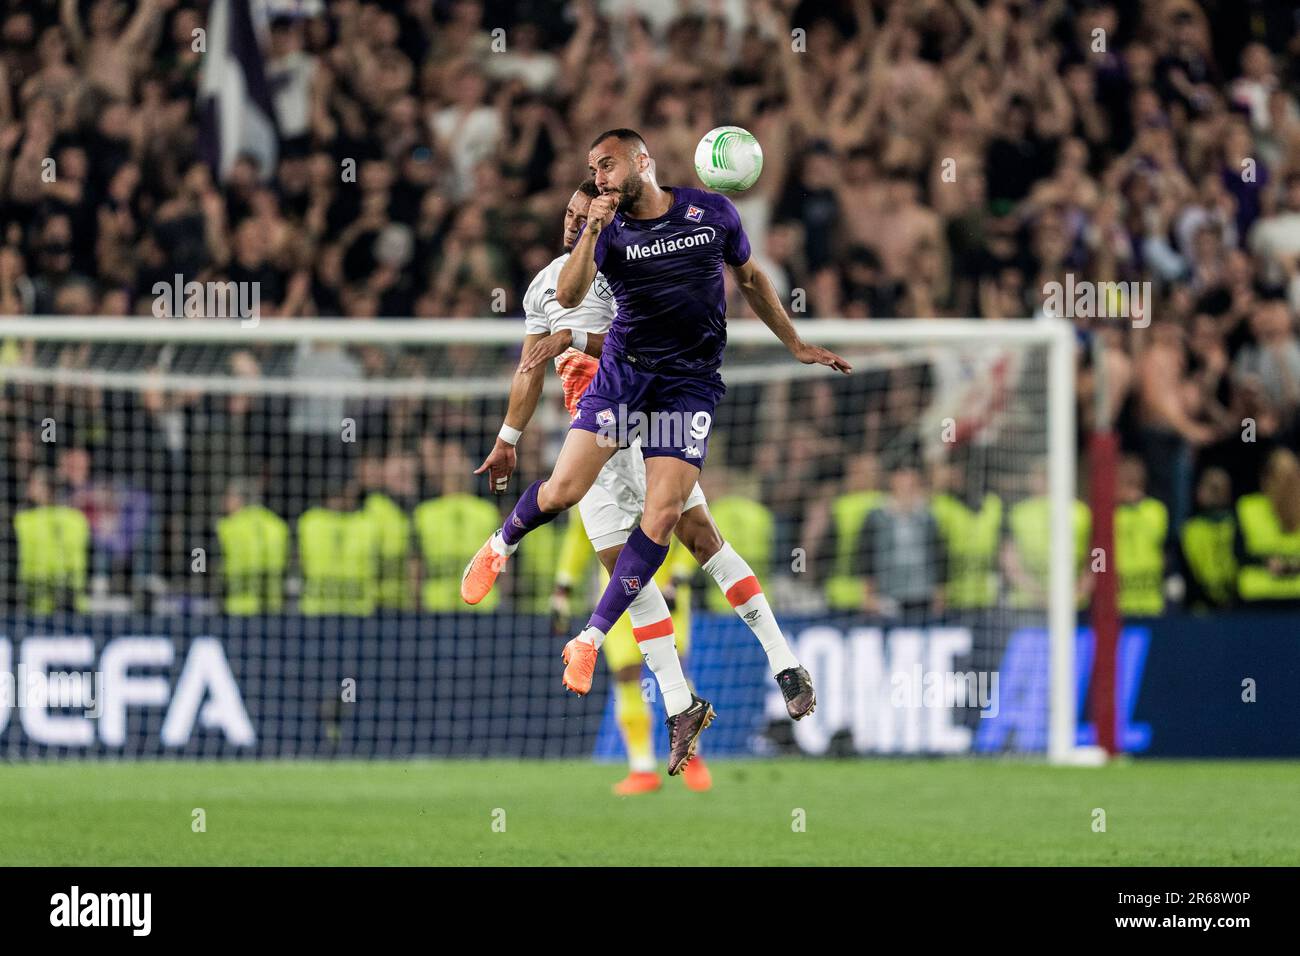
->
[728, 257, 853, 374]
[475, 332, 548, 494]
[556, 193, 616, 307]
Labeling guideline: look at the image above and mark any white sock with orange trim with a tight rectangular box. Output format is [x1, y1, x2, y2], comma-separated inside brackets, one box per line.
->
[628, 581, 691, 717]
[702, 543, 800, 676]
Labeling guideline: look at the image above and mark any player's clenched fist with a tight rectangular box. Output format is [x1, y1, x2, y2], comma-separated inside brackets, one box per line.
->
[585, 193, 618, 234]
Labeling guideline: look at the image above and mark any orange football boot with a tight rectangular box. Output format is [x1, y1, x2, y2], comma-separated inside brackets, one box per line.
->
[681, 753, 713, 792]
[561, 637, 599, 695]
[612, 771, 662, 796]
[460, 536, 510, 604]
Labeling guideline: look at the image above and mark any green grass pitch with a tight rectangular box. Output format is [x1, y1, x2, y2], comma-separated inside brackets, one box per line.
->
[1, 759, 1296, 865]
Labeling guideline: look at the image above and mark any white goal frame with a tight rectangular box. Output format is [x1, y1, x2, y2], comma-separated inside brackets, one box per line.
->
[0, 316, 1081, 763]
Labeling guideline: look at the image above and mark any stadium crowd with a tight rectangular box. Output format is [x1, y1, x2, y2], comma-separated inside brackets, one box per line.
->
[1, 0, 1300, 614]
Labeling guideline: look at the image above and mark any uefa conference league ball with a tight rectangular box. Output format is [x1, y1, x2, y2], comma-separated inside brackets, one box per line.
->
[694, 126, 764, 193]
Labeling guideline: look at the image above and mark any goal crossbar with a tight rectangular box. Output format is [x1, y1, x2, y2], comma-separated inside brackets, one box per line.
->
[0, 317, 1072, 346]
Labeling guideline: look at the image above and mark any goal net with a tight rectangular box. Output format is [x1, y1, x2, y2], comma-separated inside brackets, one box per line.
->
[0, 318, 1079, 762]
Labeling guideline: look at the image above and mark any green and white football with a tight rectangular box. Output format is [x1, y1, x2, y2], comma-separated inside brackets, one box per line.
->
[694, 126, 764, 193]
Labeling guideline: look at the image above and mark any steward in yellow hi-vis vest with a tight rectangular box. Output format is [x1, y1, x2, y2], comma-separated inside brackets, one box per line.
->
[414, 492, 501, 611]
[705, 495, 773, 613]
[363, 491, 413, 611]
[931, 491, 1003, 609]
[217, 481, 288, 615]
[297, 486, 380, 616]
[999, 461, 1091, 610]
[513, 523, 559, 614]
[1235, 450, 1300, 603]
[824, 452, 885, 610]
[13, 469, 89, 615]
[1179, 467, 1236, 609]
[358, 450, 421, 611]
[826, 490, 883, 609]
[1003, 497, 1092, 609]
[1114, 457, 1167, 617]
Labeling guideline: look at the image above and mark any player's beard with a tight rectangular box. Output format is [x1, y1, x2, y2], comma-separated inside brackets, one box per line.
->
[612, 175, 642, 212]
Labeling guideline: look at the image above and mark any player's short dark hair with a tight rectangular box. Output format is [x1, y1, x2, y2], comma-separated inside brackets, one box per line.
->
[576, 178, 600, 198]
[589, 128, 648, 155]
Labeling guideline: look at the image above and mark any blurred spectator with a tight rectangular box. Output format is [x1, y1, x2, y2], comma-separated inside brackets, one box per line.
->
[0, 0, 1295, 614]
[1131, 320, 1218, 529]
[1231, 292, 1300, 437]
[854, 459, 945, 622]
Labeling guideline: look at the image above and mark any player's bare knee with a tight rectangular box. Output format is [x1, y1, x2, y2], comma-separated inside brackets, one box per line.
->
[642, 506, 682, 543]
[538, 479, 580, 511]
[596, 546, 622, 573]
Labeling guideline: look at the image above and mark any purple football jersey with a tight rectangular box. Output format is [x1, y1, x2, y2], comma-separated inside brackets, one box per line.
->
[593, 186, 751, 374]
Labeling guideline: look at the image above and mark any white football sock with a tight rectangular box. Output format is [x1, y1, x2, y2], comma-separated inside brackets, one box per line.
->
[576, 624, 605, 650]
[702, 542, 800, 676]
[627, 582, 691, 716]
[639, 636, 691, 716]
[490, 529, 518, 557]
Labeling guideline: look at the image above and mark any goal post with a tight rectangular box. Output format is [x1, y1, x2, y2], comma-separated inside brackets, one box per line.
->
[0, 316, 1085, 763]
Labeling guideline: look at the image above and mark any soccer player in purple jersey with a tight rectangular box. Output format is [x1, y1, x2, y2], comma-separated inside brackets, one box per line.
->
[463, 129, 850, 771]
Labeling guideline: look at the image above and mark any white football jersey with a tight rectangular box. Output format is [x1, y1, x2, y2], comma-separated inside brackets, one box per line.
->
[522, 253, 615, 336]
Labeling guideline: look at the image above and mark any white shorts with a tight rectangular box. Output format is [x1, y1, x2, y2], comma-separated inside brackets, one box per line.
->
[578, 443, 707, 552]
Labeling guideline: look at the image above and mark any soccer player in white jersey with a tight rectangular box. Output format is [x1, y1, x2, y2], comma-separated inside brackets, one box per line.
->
[475, 180, 818, 777]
